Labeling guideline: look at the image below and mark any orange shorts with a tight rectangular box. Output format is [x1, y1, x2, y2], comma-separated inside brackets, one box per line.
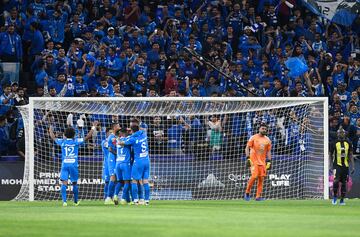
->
[250, 164, 266, 178]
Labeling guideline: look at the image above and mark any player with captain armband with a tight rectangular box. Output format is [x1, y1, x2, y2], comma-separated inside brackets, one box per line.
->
[48, 119, 98, 206]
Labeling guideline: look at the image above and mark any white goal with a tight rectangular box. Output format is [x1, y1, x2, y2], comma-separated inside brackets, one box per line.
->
[16, 97, 329, 201]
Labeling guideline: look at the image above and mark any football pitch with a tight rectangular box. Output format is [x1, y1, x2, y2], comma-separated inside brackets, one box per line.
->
[1, 200, 360, 237]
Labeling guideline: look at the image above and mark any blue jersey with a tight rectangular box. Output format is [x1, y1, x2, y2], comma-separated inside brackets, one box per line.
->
[107, 134, 117, 155]
[73, 124, 85, 139]
[285, 121, 299, 146]
[106, 134, 117, 176]
[167, 125, 185, 149]
[101, 138, 109, 162]
[55, 138, 84, 167]
[97, 85, 114, 97]
[101, 137, 110, 181]
[124, 130, 149, 161]
[116, 137, 131, 164]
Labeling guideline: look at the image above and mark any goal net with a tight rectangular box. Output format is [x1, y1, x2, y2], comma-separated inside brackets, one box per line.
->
[16, 97, 328, 201]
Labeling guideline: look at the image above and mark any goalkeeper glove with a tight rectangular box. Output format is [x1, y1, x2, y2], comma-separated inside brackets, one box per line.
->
[266, 159, 271, 170]
[246, 157, 252, 168]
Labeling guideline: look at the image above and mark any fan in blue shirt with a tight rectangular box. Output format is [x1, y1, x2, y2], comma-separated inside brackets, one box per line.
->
[97, 78, 114, 97]
[101, 27, 121, 48]
[0, 84, 15, 107]
[48, 10, 66, 44]
[29, 22, 44, 56]
[285, 115, 300, 155]
[104, 47, 122, 78]
[30, 0, 46, 17]
[348, 105, 360, 126]
[147, 43, 160, 62]
[261, 79, 273, 97]
[74, 73, 89, 96]
[0, 25, 23, 62]
[167, 122, 186, 150]
[132, 57, 148, 78]
[119, 120, 150, 205]
[49, 122, 97, 206]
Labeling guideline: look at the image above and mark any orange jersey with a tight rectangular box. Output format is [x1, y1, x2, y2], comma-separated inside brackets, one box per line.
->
[247, 134, 271, 166]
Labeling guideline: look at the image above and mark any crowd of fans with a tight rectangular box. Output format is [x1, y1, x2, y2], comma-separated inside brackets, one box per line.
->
[0, 0, 359, 157]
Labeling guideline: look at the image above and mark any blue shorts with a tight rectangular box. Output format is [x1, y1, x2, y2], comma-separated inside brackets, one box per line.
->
[131, 159, 150, 180]
[102, 163, 110, 182]
[107, 154, 116, 176]
[115, 162, 132, 181]
[60, 165, 79, 183]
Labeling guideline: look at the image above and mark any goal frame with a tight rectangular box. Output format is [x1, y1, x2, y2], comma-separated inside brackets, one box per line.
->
[27, 97, 329, 201]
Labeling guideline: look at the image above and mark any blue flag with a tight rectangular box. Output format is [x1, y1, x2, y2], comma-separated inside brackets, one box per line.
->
[285, 57, 309, 78]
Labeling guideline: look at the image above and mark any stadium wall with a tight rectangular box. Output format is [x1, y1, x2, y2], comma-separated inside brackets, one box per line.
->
[1, 155, 359, 200]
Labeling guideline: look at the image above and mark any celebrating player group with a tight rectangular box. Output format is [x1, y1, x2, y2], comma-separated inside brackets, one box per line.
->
[49, 117, 151, 206]
[102, 118, 151, 206]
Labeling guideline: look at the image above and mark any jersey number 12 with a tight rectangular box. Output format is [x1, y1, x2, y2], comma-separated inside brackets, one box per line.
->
[65, 146, 75, 157]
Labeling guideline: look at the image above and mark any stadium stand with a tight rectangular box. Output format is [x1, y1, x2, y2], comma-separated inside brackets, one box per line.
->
[0, 0, 359, 157]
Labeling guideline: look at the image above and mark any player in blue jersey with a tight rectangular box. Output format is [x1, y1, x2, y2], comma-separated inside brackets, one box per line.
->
[119, 120, 151, 205]
[130, 118, 145, 202]
[49, 122, 98, 206]
[104, 123, 120, 205]
[101, 128, 112, 200]
[113, 128, 132, 205]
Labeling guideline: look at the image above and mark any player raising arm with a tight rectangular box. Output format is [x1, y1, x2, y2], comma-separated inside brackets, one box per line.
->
[119, 122, 150, 205]
[244, 123, 272, 201]
[49, 121, 98, 206]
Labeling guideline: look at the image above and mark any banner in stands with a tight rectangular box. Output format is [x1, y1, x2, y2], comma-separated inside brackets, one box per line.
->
[302, 0, 360, 26]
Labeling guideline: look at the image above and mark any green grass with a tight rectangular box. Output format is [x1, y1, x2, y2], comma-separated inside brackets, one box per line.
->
[0, 200, 360, 237]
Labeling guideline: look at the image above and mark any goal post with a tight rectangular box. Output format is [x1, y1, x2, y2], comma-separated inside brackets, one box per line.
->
[28, 98, 35, 202]
[323, 97, 329, 200]
[17, 97, 329, 201]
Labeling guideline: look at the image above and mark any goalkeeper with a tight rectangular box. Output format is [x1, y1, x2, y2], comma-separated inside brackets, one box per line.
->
[244, 123, 272, 201]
